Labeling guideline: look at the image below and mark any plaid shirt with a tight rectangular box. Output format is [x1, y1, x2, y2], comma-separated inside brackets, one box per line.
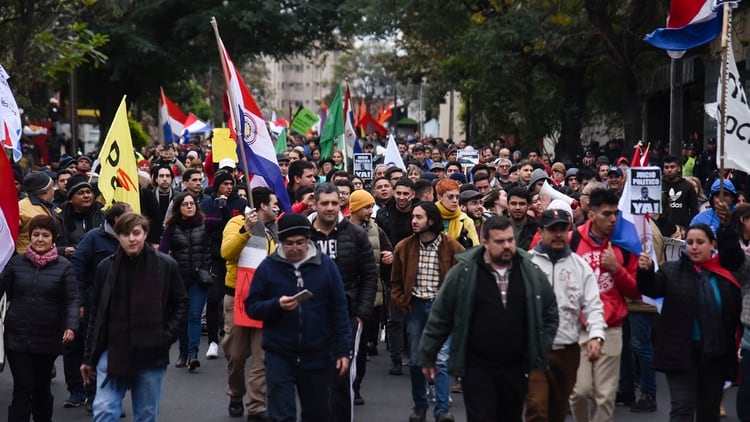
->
[413, 235, 443, 300]
[484, 252, 512, 307]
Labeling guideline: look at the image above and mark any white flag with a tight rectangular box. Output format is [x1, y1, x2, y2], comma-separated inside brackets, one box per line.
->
[716, 36, 750, 173]
[0, 65, 22, 161]
[383, 134, 406, 171]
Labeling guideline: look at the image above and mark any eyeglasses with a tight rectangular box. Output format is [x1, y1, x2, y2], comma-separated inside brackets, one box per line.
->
[444, 194, 459, 200]
[282, 239, 307, 248]
[181, 202, 196, 207]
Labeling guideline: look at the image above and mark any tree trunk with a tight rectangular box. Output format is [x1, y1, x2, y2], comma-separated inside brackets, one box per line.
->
[556, 67, 587, 162]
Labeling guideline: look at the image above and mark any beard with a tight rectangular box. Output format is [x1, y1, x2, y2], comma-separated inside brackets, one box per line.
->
[488, 250, 513, 267]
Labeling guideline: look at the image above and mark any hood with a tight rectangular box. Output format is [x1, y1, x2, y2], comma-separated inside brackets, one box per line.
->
[529, 168, 551, 189]
[272, 239, 321, 266]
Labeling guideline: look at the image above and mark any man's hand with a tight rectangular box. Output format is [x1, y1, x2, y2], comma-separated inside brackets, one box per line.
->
[715, 199, 731, 227]
[62, 329, 75, 344]
[381, 251, 393, 265]
[80, 364, 96, 385]
[601, 243, 620, 273]
[422, 367, 438, 383]
[279, 296, 299, 311]
[336, 357, 350, 376]
[587, 338, 602, 361]
[638, 252, 654, 271]
[244, 209, 258, 233]
[64, 246, 75, 257]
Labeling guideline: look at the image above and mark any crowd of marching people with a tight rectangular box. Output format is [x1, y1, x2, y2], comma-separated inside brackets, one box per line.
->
[4, 130, 750, 422]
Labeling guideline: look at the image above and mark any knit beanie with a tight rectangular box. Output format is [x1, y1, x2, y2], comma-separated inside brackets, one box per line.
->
[277, 213, 312, 240]
[23, 171, 53, 194]
[349, 190, 375, 213]
[213, 170, 235, 190]
[435, 179, 460, 197]
[67, 175, 92, 200]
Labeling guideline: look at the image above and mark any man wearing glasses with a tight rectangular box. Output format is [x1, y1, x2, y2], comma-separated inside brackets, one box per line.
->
[246, 213, 351, 421]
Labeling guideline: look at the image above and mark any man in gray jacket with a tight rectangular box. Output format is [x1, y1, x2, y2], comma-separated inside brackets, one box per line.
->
[526, 209, 606, 422]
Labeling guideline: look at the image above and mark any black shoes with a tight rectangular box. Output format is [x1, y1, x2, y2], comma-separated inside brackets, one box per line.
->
[228, 399, 244, 417]
[615, 391, 635, 407]
[389, 360, 403, 375]
[354, 391, 365, 405]
[436, 412, 455, 422]
[247, 412, 269, 422]
[175, 354, 188, 368]
[409, 406, 427, 422]
[631, 394, 657, 413]
[188, 356, 200, 372]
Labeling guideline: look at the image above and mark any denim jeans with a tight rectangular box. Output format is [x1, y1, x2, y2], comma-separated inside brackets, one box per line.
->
[406, 298, 451, 416]
[92, 350, 167, 422]
[619, 312, 656, 396]
[179, 283, 209, 357]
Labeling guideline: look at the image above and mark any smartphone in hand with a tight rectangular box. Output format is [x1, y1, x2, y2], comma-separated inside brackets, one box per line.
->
[292, 289, 313, 302]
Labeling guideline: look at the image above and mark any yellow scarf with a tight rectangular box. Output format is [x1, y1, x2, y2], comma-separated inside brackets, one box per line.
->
[436, 201, 462, 239]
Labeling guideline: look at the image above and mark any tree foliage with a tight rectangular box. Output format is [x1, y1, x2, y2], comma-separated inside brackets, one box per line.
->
[349, 0, 671, 159]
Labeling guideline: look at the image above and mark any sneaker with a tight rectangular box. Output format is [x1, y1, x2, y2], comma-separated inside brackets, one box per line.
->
[436, 411, 456, 422]
[630, 394, 657, 413]
[615, 391, 635, 407]
[389, 360, 403, 375]
[451, 379, 462, 393]
[206, 342, 219, 359]
[427, 384, 436, 403]
[63, 392, 86, 408]
[228, 399, 244, 417]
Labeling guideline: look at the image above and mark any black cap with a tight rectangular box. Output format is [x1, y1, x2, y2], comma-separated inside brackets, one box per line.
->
[277, 213, 312, 240]
[23, 171, 53, 193]
[276, 153, 290, 162]
[66, 175, 92, 200]
[540, 209, 571, 228]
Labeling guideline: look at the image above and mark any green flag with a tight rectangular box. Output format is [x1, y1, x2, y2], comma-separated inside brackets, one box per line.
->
[290, 107, 319, 135]
[319, 85, 344, 160]
[274, 127, 288, 154]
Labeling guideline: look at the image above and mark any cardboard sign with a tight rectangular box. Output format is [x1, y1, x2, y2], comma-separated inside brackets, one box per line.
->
[457, 148, 479, 168]
[629, 167, 662, 215]
[353, 153, 373, 180]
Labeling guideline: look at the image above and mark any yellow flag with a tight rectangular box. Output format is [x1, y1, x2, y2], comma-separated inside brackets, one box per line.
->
[97, 96, 141, 213]
[211, 128, 238, 163]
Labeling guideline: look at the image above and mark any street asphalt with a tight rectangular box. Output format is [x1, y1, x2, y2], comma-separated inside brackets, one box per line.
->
[0, 340, 741, 421]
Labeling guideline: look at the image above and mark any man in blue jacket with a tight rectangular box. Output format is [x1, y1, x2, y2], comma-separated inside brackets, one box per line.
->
[246, 213, 352, 422]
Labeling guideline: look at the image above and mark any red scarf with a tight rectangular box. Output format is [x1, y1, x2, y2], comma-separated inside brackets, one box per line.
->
[694, 255, 741, 289]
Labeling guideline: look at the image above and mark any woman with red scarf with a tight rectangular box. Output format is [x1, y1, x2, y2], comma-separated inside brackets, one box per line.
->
[637, 220, 742, 422]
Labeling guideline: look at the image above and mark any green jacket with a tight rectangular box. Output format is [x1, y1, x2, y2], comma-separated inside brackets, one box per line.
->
[417, 247, 558, 376]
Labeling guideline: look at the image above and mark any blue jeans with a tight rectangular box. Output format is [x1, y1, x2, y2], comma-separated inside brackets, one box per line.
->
[92, 350, 167, 422]
[265, 351, 331, 422]
[619, 312, 656, 396]
[179, 283, 209, 357]
[406, 298, 451, 416]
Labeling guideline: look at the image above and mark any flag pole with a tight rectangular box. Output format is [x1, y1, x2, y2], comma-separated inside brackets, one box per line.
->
[718, 4, 731, 198]
[210, 17, 254, 208]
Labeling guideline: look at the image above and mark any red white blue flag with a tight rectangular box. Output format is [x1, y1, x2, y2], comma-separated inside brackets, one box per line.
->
[644, 0, 736, 55]
[159, 87, 187, 144]
[213, 25, 291, 212]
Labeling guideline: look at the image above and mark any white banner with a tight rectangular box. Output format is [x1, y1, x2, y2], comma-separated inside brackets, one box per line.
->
[716, 36, 750, 173]
[0, 65, 22, 161]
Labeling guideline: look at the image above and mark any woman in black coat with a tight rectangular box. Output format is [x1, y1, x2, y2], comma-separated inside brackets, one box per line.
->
[1, 215, 79, 421]
[159, 192, 211, 371]
[636, 222, 742, 422]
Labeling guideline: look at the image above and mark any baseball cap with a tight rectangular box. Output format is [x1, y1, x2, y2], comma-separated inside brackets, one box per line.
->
[219, 158, 236, 170]
[540, 209, 571, 228]
[607, 167, 623, 177]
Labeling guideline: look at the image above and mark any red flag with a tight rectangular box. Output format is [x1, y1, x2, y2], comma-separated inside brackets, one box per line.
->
[0, 149, 19, 269]
[360, 112, 388, 136]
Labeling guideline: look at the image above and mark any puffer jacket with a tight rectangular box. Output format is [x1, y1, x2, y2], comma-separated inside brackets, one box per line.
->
[1, 254, 79, 355]
[71, 223, 119, 308]
[159, 219, 210, 286]
[57, 201, 105, 249]
[309, 213, 378, 320]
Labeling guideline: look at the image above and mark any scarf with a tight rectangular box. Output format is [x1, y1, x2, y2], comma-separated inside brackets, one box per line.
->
[695, 255, 740, 289]
[25, 247, 58, 268]
[107, 245, 164, 382]
[436, 201, 462, 240]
